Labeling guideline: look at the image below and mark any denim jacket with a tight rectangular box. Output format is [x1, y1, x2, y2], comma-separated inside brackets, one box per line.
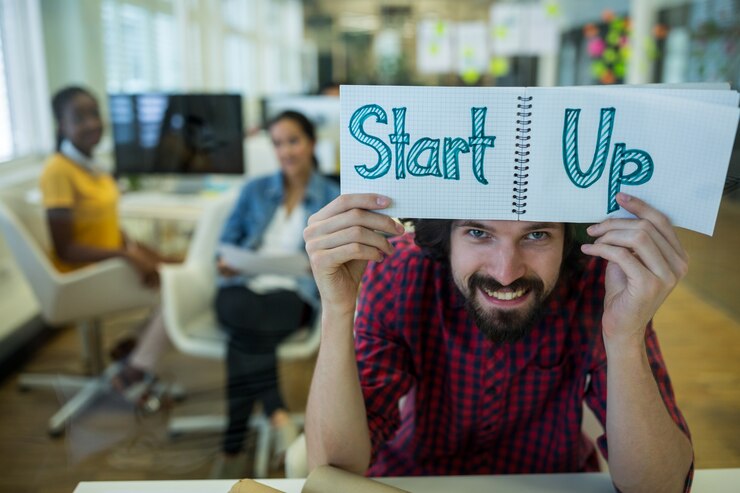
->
[217, 170, 340, 308]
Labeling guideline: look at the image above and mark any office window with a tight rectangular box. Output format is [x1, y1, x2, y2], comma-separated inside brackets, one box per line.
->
[219, 0, 304, 97]
[0, 0, 52, 163]
[0, 32, 12, 161]
[224, 35, 257, 93]
[102, 0, 182, 93]
[154, 12, 181, 90]
[222, 0, 258, 95]
[222, 0, 256, 32]
[259, 0, 304, 94]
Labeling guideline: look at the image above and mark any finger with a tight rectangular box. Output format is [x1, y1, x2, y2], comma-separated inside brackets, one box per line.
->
[614, 193, 687, 261]
[581, 242, 652, 286]
[311, 243, 385, 271]
[306, 207, 403, 241]
[588, 216, 688, 278]
[592, 229, 675, 283]
[308, 194, 393, 225]
[307, 225, 395, 257]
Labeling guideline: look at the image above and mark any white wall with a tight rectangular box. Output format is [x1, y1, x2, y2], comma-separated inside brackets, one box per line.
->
[40, 0, 108, 118]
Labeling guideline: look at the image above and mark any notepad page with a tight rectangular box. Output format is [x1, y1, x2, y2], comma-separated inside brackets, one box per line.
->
[565, 85, 740, 107]
[525, 87, 739, 235]
[341, 85, 523, 220]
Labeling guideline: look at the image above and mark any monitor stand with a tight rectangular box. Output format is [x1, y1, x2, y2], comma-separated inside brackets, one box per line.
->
[167, 177, 206, 195]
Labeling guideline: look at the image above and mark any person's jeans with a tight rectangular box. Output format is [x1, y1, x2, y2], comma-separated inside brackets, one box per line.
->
[215, 286, 311, 454]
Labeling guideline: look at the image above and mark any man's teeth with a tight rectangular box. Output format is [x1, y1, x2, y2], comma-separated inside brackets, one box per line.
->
[483, 287, 526, 300]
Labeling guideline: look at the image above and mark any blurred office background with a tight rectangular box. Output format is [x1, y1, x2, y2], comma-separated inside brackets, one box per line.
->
[0, 1, 738, 491]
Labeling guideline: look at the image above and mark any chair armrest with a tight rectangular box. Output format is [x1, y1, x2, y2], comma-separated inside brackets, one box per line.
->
[278, 310, 322, 360]
[160, 263, 217, 352]
[49, 258, 156, 324]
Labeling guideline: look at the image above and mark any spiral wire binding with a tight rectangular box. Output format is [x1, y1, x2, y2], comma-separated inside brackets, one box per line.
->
[513, 95, 532, 215]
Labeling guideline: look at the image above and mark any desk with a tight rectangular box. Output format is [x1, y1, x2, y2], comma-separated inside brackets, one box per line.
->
[73, 469, 740, 493]
[25, 187, 235, 222]
[118, 190, 236, 255]
[119, 190, 235, 222]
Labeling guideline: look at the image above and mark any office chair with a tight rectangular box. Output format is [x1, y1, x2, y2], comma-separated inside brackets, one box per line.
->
[0, 195, 158, 436]
[160, 193, 320, 478]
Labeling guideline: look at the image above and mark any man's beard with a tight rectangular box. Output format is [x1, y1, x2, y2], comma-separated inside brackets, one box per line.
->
[463, 273, 548, 344]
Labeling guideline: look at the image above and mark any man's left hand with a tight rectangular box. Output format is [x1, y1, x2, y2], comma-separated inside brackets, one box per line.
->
[581, 192, 689, 347]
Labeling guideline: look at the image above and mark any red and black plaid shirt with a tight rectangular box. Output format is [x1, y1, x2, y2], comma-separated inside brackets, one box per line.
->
[355, 234, 691, 483]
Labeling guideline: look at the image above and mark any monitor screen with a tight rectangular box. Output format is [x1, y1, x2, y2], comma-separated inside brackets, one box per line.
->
[109, 93, 245, 175]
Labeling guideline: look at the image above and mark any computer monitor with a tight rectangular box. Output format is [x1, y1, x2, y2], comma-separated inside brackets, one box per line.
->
[109, 93, 245, 175]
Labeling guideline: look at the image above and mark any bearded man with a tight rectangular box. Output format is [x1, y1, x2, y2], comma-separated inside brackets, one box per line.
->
[302, 193, 693, 493]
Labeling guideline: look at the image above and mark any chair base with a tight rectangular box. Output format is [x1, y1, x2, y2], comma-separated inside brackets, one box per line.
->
[18, 364, 184, 437]
[168, 412, 304, 478]
[18, 367, 118, 437]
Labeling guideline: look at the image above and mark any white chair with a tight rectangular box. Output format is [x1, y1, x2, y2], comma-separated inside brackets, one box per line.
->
[160, 192, 320, 478]
[0, 195, 158, 436]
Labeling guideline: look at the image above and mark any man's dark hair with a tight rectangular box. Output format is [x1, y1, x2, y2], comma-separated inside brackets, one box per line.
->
[405, 218, 584, 274]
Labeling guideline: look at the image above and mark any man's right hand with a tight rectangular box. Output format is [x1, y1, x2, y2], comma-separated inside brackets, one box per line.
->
[304, 194, 404, 316]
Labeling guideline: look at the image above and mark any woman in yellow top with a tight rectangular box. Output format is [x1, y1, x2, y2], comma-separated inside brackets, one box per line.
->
[40, 86, 171, 401]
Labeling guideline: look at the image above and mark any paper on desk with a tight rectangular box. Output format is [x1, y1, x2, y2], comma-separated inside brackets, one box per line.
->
[218, 244, 310, 276]
[229, 479, 284, 493]
[302, 466, 410, 493]
[227, 466, 410, 493]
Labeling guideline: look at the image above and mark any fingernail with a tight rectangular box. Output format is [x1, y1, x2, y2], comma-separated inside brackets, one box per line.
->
[586, 225, 595, 234]
[377, 196, 390, 206]
[395, 222, 405, 233]
[618, 192, 631, 202]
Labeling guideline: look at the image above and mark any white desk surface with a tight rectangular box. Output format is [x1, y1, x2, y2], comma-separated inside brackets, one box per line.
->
[73, 469, 740, 493]
[24, 188, 235, 222]
[118, 190, 231, 221]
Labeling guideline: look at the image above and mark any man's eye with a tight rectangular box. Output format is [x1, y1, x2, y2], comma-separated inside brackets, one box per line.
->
[468, 229, 488, 239]
[527, 231, 548, 240]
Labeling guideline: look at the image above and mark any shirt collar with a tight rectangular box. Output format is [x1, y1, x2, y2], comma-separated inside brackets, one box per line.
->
[60, 140, 100, 173]
[304, 171, 324, 204]
[265, 172, 283, 199]
[265, 170, 323, 204]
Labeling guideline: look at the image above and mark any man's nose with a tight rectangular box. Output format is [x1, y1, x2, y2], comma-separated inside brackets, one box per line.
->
[485, 246, 526, 287]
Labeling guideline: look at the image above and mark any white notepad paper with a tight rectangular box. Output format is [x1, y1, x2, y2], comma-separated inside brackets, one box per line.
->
[218, 244, 310, 277]
[340, 84, 739, 235]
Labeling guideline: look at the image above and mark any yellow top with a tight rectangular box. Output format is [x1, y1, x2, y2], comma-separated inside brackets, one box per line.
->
[39, 153, 123, 272]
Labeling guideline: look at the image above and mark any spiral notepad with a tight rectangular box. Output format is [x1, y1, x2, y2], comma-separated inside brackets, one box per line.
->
[340, 84, 739, 235]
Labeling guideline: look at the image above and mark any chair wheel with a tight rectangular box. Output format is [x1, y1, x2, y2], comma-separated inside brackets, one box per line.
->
[48, 427, 65, 438]
[139, 395, 162, 415]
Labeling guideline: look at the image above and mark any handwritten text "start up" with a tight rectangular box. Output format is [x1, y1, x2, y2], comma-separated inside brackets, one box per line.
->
[348, 104, 654, 213]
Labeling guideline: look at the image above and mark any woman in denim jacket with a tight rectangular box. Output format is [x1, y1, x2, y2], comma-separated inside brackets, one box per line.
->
[213, 111, 339, 476]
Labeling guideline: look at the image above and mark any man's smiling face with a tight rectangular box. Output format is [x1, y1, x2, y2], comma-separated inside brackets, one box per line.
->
[449, 220, 565, 343]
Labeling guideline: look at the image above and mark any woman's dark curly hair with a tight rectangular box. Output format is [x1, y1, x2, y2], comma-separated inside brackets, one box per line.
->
[404, 218, 585, 274]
